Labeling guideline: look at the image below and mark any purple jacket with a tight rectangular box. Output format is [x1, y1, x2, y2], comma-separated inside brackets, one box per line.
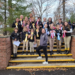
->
[40, 33, 48, 46]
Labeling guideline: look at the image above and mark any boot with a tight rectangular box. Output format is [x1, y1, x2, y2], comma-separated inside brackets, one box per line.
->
[57, 50, 60, 54]
[50, 51, 53, 55]
[64, 50, 69, 54]
[22, 51, 24, 54]
[59, 50, 62, 54]
[13, 53, 16, 58]
[26, 52, 28, 55]
[15, 53, 17, 57]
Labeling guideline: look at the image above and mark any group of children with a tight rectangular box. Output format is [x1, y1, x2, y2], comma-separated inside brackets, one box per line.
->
[11, 14, 72, 64]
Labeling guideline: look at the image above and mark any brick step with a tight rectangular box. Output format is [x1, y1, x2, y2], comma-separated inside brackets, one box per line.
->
[6, 63, 75, 69]
[18, 45, 65, 48]
[11, 53, 72, 58]
[17, 49, 69, 53]
[9, 57, 74, 63]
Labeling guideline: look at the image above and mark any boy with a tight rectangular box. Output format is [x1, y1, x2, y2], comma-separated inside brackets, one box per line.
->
[11, 28, 20, 57]
[55, 24, 62, 54]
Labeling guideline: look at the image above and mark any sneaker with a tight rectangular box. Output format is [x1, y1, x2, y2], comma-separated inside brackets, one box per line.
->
[37, 56, 42, 59]
[43, 61, 48, 64]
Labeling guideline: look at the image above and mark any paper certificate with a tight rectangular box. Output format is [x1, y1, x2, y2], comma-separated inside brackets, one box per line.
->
[13, 41, 20, 46]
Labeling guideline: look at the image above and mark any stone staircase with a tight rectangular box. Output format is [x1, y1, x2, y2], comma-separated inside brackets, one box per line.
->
[6, 38, 75, 69]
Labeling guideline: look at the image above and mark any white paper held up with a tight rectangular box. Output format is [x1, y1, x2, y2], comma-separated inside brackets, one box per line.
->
[13, 41, 20, 46]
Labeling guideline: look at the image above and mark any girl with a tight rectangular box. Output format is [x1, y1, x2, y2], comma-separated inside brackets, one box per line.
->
[56, 24, 62, 54]
[28, 28, 36, 55]
[11, 28, 19, 57]
[44, 23, 48, 34]
[47, 17, 53, 29]
[34, 25, 41, 47]
[43, 18, 47, 28]
[63, 22, 72, 54]
[22, 17, 29, 27]
[22, 26, 28, 55]
[48, 23, 55, 55]
[36, 28, 48, 64]
[30, 17, 36, 30]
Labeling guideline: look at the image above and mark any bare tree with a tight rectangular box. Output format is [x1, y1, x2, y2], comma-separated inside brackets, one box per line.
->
[30, 0, 56, 20]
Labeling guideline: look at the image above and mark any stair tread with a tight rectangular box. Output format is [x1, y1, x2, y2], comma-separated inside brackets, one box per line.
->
[7, 63, 75, 69]
[9, 57, 75, 62]
[11, 53, 72, 57]
[10, 57, 73, 60]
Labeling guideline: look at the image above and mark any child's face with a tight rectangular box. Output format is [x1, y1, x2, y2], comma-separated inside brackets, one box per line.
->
[42, 29, 45, 34]
[31, 29, 33, 32]
[57, 25, 60, 29]
[50, 24, 53, 29]
[37, 25, 39, 29]
[24, 28, 27, 31]
[16, 18, 19, 22]
[65, 22, 68, 26]
[14, 29, 18, 33]
[44, 24, 47, 28]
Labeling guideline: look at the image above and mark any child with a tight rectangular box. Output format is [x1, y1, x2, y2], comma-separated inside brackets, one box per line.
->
[36, 28, 48, 64]
[48, 23, 55, 55]
[22, 26, 28, 55]
[34, 25, 41, 47]
[56, 24, 62, 54]
[44, 23, 48, 34]
[28, 28, 36, 55]
[43, 18, 47, 28]
[11, 28, 19, 57]
[63, 22, 72, 54]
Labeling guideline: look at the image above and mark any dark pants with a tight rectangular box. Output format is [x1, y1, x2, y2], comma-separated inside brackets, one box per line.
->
[36, 46, 48, 62]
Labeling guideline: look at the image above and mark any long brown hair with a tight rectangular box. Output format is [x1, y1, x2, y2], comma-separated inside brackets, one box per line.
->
[63, 21, 70, 30]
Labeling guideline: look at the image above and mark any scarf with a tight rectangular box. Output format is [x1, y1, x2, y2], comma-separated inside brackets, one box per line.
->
[15, 23, 18, 28]
[30, 32, 33, 40]
[25, 33, 28, 42]
[36, 29, 39, 37]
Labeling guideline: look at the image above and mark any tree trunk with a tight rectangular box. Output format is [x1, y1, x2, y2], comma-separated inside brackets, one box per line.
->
[8, 0, 13, 27]
[63, 0, 65, 22]
[4, 0, 7, 35]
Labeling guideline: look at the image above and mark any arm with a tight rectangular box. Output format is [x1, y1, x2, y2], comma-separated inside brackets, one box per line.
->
[43, 34, 48, 44]
[66, 29, 73, 33]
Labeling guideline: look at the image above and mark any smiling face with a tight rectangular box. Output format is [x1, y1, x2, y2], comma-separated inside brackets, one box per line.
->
[50, 24, 54, 29]
[44, 23, 47, 28]
[42, 29, 45, 34]
[20, 15, 23, 19]
[64, 22, 68, 26]
[25, 17, 28, 22]
[16, 18, 19, 22]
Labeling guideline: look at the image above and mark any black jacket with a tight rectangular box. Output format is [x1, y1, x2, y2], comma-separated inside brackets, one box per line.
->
[30, 21, 36, 29]
[34, 29, 41, 39]
[55, 29, 62, 37]
[12, 21, 22, 33]
[21, 31, 28, 41]
[19, 19, 23, 32]
[47, 21, 53, 29]
[28, 32, 35, 42]
[11, 31, 20, 40]
[64, 26, 71, 36]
